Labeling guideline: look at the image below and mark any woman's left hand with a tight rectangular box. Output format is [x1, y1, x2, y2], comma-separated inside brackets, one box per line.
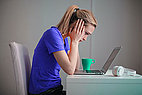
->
[69, 19, 85, 43]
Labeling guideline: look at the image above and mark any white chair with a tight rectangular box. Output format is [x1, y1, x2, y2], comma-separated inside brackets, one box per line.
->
[9, 42, 31, 95]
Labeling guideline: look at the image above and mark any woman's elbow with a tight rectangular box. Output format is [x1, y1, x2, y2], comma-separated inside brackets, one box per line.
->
[67, 72, 74, 75]
[61, 65, 75, 75]
[65, 69, 75, 75]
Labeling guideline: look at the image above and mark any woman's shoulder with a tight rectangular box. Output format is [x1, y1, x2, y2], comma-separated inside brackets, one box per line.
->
[43, 26, 62, 40]
[44, 26, 60, 35]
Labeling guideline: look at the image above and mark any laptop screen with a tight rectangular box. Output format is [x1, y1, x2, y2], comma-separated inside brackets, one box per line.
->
[101, 47, 121, 73]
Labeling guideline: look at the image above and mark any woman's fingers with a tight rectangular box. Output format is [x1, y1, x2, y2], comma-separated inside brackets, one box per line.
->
[76, 19, 81, 32]
[77, 19, 82, 33]
[81, 26, 85, 35]
[75, 19, 84, 34]
[80, 20, 84, 33]
[74, 19, 79, 32]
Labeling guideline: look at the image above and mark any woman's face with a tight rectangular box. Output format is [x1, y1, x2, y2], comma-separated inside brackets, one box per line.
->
[79, 23, 95, 42]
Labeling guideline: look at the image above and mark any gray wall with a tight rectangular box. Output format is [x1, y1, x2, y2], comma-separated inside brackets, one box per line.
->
[91, 0, 141, 71]
[140, 0, 142, 74]
[0, 0, 142, 95]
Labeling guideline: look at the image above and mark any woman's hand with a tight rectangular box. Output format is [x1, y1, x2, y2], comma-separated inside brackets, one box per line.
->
[69, 19, 85, 43]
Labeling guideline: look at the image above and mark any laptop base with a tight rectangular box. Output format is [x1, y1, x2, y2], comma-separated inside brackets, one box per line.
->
[74, 70, 105, 75]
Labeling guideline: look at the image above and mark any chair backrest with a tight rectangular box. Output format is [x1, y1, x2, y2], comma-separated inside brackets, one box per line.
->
[9, 42, 31, 95]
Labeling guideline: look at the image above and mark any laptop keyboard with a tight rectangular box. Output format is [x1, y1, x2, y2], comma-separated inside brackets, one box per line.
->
[86, 70, 101, 73]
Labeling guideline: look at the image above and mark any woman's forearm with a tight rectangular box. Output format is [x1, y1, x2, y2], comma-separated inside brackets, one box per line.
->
[68, 41, 79, 74]
[75, 50, 81, 70]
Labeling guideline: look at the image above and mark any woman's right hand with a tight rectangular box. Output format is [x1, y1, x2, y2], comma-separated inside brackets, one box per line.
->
[69, 19, 85, 43]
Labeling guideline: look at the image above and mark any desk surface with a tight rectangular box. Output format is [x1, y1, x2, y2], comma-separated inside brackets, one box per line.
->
[66, 70, 142, 95]
[67, 70, 142, 83]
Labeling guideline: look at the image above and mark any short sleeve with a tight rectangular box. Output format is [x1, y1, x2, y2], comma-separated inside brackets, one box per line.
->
[43, 28, 64, 54]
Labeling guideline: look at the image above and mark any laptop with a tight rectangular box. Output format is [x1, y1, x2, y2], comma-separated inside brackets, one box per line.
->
[74, 46, 121, 75]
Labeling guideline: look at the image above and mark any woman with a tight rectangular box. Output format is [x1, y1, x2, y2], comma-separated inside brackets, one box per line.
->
[29, 5, 97, 95]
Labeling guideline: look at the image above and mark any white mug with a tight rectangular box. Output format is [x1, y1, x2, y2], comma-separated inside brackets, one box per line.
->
[112, 66, 124, 77]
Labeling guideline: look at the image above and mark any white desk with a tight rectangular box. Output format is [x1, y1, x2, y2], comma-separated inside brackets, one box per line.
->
[66, 70, 142, 95]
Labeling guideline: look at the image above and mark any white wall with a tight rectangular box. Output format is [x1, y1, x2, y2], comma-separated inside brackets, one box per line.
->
[0, 0, 141, 95]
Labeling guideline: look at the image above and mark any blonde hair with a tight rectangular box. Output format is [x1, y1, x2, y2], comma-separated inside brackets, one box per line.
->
[56, 5, 97, 35]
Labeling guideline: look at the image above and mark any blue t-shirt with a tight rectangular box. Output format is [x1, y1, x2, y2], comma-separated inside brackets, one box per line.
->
[29, 26, 70, 94]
